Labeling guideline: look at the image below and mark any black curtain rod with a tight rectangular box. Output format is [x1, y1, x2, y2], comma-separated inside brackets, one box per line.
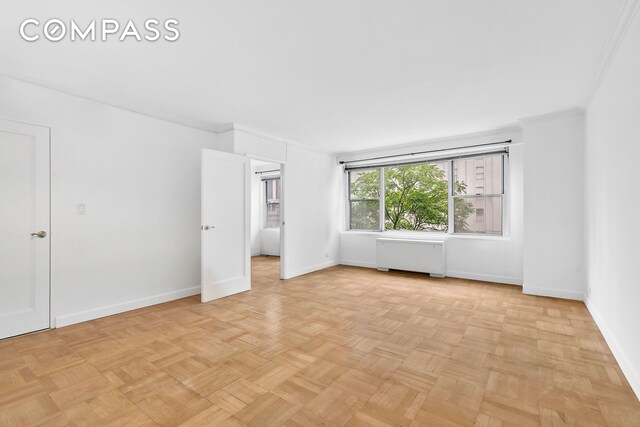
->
[338, 139, 512, 165]
[254, 169, 280, 175]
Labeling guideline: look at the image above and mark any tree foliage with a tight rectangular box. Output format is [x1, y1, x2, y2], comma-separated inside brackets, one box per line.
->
[350, 164, 474, 231]
[349, 170, 380, 229]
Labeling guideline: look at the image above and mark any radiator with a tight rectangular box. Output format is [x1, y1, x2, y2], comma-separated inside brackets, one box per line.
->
[376, 238, 445, 278]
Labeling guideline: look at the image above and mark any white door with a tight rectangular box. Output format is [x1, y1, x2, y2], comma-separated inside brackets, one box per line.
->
[201, 149, 250, 302]
[0, 120, 50, 339]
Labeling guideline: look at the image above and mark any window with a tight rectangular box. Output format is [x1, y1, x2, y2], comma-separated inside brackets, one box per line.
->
[384, 162, 449, 232]
[453, 155, 503, 234]
[348, 169, 380, 230]
[264, 178, 280, 228]
[346, 153, 505, 235]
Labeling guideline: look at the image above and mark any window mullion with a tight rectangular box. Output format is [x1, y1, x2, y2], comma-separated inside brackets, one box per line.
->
[448, 160, 454, 233]
[454, 195, 502, 199]
[346, 170, 352, 230]
[379, 167, 385, 231]
[502, 154, 508, 236]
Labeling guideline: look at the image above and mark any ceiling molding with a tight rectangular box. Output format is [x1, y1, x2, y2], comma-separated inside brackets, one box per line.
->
[518, 107, 584, 125]
[0, 69, 228, 134]
[230, 124, 337, 157]
[335, 123, 523, 160]
[213, 123, 236, 133]
[0, 70, 340, 158]
[584, 0, 640, 106]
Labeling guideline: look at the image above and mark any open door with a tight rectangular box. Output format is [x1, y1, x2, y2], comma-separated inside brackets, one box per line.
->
[201, 149, 250, 302]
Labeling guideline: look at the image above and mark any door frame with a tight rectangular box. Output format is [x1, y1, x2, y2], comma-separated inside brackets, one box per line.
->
[0, 118, 52, 336]
[246, 154, 286, 280]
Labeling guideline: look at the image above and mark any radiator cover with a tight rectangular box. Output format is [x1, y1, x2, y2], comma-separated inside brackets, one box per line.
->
[376, 238, 445, 278]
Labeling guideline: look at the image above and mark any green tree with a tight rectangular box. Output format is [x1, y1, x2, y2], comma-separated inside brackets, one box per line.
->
[350, 164, 474, 231]
[349, 170, 380, 230]
[385, 164, 448, 230]
[453, 181, 475, 232]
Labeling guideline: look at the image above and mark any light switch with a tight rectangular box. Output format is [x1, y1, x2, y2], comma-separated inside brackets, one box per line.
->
[77, 203, 86, 215]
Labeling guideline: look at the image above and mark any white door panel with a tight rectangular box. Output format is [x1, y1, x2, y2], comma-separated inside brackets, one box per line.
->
[0, 120, 50, 339]
[201, 149, 250, 302]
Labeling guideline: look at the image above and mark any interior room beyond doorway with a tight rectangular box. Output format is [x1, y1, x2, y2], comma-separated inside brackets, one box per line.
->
[250, 159, 281, 278]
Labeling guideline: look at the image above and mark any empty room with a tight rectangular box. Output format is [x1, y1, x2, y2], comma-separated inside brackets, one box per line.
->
[1, 1, 639, 426]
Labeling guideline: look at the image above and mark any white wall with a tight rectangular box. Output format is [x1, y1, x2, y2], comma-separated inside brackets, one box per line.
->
[521, 110, 585, 300]
[0, 76, 218, 326]
[250, 163, 263, 256]
[584, 9, 640, 398]
[282, 145, 342, 278]
[338, 128, 524, 285]
[235, 129, 287, 162]
[0, 79, 342, 326]
[260, 229, 280, 256]
[219, 129, 340, 277]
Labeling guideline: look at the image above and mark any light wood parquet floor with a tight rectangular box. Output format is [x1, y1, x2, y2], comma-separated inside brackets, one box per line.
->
[1, 256, 639, 426]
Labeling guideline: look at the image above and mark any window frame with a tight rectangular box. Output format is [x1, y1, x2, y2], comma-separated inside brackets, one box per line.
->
[347, 167, 383, 231]
[450, 154, 505, 235]
[263, 177, 281, 229]
[345, 153, 508, 236]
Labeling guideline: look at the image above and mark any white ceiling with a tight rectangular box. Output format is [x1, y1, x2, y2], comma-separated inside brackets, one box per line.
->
[0, 0, 627, 153]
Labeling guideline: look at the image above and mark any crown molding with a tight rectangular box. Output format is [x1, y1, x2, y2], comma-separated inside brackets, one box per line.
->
[213, 123, 236, 133]
[228, 124, 336, 157]
[584, 0, 640, 106]
[0, 70, 334, 158]
[518, 107, 584, 125]
[335, 123, 522, 160]
[0, 69, 227, 134]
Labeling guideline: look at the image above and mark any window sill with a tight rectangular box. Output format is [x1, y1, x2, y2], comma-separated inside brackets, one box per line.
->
[341, 230, 511, 241]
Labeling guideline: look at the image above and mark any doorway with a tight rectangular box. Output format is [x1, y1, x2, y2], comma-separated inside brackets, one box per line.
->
[250, 159, 283, 283]
[201, 151, 285, 303]
[0, 120, 50, 339]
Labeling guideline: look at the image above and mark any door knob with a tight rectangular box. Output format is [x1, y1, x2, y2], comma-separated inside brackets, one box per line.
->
[31, 231, 47, 238]
[202, 225, 215, 230]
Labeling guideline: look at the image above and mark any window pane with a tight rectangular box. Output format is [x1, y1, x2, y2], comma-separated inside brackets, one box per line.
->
[454, 196, 502, 234]
[266, 179, 280, 202]
[349, 170, 380, 199]
[453, 155, 502, 195]
[384, 162, 449, 232]
[266, 202, 280, 228]
[350, 200, 380, 230]
[265, 178, 280, 228]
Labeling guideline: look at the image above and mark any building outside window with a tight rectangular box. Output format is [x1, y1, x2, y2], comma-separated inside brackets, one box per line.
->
[265, 178, 281, 228]
[452, 155, 502, 234]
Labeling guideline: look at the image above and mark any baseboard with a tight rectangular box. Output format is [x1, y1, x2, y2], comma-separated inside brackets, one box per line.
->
[56, 286, 201, 328]
[339, 259, 377, 269]
[585, 298, 640, 400]
[284, 260, 339, 279]
[446, 270, 523, 285]
[251, 251, 261, 256]
[202, 277, 250, 302]
[338, 262, 522, 285]
[522, 285, 583, 301]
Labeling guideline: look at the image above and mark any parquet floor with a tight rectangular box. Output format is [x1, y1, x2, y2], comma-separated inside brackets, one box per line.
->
[1, 256, 639, 426]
